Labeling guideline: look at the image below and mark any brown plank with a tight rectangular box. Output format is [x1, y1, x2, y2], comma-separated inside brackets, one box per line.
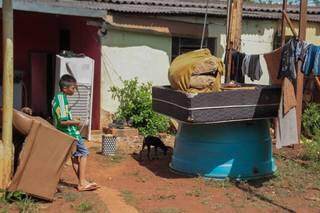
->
[283, 11, 298, 38]
[296, 0, 308, 142]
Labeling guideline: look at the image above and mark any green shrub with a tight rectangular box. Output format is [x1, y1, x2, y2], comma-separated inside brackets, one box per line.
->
[110, 78, 169, 136]
[302, 103, 320, 137]
[302, 130, 320, 162]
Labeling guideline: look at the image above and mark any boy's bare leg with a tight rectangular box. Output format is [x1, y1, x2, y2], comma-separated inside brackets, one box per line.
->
[78, 156, 87, 187]
[71, 157, 80, 179]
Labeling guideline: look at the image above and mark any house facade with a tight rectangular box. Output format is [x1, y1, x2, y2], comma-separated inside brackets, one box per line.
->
[99, 1, 320, 125]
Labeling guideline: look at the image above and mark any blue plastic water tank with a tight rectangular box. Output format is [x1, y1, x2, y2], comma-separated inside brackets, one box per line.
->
[170, 120, 276, 179]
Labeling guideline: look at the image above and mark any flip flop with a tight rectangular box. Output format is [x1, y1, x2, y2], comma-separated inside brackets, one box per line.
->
[77, 183, 99, 192]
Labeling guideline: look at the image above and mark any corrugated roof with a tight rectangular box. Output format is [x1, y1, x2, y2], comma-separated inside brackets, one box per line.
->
[9, 0, 320, 22]
[82, 0, 320, 22]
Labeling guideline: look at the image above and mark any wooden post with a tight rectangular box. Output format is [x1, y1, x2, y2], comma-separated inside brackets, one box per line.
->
[225, 0, 243, 83]
[296, 0, 308, 141]
[0, 0, 14, 189]
[281, 0, 288, 46]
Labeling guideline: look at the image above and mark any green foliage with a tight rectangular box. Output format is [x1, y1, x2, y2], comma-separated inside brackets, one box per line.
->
[302, 103, 320, 166]
[110, 78, 169, 136]
[75, 201, 93, 212]
[120, 190, 136, 206]
[16, 197, 38, 213]
[0, 190, 27, 203]
[302, 103, 320, 137]
[0, 190, 38, 213]
[302, 130, 320, 162]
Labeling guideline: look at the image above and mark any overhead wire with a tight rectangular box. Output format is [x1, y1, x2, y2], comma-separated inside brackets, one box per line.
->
[200, 0, 210, 49]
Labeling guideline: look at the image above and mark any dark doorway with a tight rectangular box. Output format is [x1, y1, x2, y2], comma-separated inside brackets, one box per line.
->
[29, 52, 55, 118]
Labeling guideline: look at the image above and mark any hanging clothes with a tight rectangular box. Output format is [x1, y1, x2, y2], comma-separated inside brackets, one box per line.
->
[263, 48, 282, 85]
[296, 40, 311, 61]
[231, 50, 245, 83]
[241, 54, 263, 81]
[278, 39, 298, 80]
[276, 78, 298, 149]
[302, 44, 320, 76]
[282, 77, 297, 114]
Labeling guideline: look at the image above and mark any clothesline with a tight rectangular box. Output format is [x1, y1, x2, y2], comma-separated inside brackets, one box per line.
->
[230, 38, 317, 84]
[230, 38, 320, 149]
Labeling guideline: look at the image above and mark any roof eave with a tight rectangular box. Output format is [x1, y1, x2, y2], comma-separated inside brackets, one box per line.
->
[0, 0, 107, 18]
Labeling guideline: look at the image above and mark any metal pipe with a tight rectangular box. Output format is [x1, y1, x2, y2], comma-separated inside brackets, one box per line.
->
[200, 0, 209, 49]
[281, 0, 288, 46]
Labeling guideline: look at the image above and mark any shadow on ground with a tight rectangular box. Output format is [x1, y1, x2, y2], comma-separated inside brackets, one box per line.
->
[235, 179, 296, 213]
[130, 148, 193, 179]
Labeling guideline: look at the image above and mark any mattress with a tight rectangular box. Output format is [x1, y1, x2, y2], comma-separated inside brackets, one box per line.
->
[152, 85, 281, 124]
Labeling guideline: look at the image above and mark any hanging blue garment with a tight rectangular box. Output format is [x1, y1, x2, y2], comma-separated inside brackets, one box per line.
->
[302, 44, 320, 76]
[278, 39, 298, 80]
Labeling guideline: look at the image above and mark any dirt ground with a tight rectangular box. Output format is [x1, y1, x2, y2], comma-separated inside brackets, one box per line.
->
[2, 134, 320, 213]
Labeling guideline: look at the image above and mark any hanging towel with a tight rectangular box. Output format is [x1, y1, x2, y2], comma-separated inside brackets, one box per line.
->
[303, 44, 320, 76]
[263, 48, 282, 85]
[283, 77, 297, 114]
[231, 50, 245, 83]
[242, 54, 263, 81]
[276, 81, 298, 149]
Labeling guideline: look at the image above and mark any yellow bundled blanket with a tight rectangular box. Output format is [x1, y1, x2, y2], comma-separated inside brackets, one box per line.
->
[169, 49, 224, 93]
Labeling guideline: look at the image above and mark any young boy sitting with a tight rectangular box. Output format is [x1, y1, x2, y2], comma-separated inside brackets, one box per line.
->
[52, 74, 98, 191]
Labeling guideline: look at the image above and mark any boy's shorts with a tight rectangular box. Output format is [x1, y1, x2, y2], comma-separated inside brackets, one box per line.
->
[73, 138, 89, 157]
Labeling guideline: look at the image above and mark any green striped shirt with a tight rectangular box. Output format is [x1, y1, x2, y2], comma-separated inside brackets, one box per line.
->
[52, 92, 81, 140]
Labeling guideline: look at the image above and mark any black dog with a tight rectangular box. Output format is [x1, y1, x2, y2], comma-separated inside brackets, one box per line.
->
[140, 136, 168, 160]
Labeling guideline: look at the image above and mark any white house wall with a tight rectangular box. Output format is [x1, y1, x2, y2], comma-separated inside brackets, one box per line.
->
[101, 29, 171, 113]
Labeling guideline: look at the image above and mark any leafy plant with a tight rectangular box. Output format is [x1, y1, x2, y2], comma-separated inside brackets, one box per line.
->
[75, 201, 93, 212]
[0, 190, 38, 213]
[110, 78, 169, 136]
[0, 190, 27, 203]
[16, 197, 38, 213]
[302, 103, 320, 137]
[302, 130, 320, 162]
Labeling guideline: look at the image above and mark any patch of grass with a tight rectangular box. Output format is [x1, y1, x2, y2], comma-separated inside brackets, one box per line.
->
[204, 178, 233, 189]
[200, 198, 210, 205]
[185, 188, 202, 197]
[105, 150, 126, 164]
[212, 203, 224, 210]
[16, 197, 38, 213]
[0, 190, 38, 213]
[153, 194, 176, 200]
[75, 201, 93, 213]
[120, 190, 136, 206]
[63, 192, 79, 202]
[151, 207, 184, 213]
[128, 171, 149, 183]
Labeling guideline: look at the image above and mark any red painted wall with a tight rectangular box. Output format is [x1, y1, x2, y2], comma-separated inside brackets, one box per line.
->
[0, 11, 101, 129]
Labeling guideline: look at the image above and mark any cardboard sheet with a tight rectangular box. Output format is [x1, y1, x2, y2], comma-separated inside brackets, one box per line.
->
[8, 110, 75, 201]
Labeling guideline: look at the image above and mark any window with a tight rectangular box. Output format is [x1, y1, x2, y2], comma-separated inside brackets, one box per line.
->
[172, 37, 217, 60]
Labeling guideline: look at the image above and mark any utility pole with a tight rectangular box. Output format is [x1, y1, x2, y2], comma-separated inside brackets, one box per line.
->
[0, 0, 14, 189]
